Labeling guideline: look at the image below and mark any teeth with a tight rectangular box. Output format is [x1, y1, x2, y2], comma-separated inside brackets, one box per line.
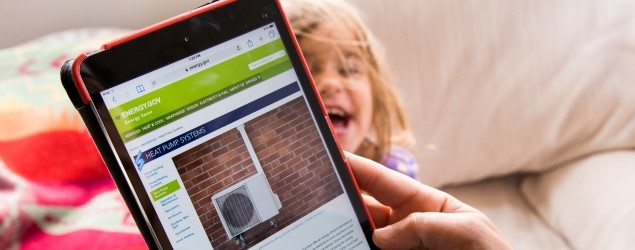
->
[328, 108, 346, 117]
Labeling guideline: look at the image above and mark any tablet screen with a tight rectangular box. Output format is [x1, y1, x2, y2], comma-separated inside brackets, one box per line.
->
[78, 2, 375, 249]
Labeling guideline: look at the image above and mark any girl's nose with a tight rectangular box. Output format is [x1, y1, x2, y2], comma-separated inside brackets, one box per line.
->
[316, 71, 344, 98]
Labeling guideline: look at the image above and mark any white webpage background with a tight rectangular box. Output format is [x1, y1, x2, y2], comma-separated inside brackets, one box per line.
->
[252, 195, 370, 250]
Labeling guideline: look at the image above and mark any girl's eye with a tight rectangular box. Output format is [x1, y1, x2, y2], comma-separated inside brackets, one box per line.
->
[339, 64, 361, 77]
[339, 55, 365, 77]
[339, 58, 364, 76]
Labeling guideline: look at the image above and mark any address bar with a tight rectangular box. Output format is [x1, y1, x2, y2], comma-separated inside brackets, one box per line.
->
[248, 50, 286, 70]
[151, 44, 240, 89]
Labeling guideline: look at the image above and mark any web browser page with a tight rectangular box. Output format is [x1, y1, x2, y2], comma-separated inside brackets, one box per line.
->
[99, 23, 370, 249]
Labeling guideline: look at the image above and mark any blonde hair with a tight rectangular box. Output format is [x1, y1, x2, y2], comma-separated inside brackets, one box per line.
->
[282, 0, 414, 162]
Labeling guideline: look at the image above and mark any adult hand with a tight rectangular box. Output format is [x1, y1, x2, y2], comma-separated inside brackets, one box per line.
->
[345, 152, 512, 250]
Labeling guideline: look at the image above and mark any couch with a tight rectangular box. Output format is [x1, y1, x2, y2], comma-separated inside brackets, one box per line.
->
[349, 1, 635, 249]
[1, 0, 634, 249]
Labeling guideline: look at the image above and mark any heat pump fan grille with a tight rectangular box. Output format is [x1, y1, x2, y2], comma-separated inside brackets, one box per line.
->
[216, 185, 261, 236]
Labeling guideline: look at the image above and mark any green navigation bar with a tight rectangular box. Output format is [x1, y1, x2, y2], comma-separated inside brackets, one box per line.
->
[108, 39, 292, 142]
[150, 179, 181, 201]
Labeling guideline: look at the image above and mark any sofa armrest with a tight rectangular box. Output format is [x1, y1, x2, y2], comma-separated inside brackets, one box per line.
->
[521, 150, 635, 249]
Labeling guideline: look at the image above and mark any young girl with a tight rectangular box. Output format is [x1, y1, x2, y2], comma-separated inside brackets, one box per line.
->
[282, 0, 419, 179]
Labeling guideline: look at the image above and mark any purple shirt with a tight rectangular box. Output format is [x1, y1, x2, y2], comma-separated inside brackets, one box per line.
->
[381, 146, 419, 179]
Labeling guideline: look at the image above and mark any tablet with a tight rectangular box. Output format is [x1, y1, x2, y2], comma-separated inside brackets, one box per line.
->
[60, 0, 377, 249]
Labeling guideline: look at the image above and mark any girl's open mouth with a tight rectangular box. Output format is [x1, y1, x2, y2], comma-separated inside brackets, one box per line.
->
[328, 109, 350, 134]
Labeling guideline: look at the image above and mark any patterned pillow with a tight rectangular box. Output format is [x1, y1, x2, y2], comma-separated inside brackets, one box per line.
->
[0, 29, 131, 182]
[0, 29, 147, 250]
[0, 29, 127, 142]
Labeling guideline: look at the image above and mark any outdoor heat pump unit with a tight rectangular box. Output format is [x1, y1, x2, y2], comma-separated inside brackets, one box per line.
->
[212, 173, 282, 244]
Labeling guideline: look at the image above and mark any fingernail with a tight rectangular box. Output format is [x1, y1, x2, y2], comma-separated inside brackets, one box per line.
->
[374, 225, 393, 241]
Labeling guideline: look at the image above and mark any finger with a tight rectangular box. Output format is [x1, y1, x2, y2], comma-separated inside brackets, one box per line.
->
[361, 194, 391, 228]
[345, 152, 454, 213]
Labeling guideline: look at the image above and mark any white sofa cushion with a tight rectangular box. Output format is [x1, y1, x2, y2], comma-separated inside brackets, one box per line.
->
[444, 176, 570, 250]
[350, 0, 635, 187]
[521, 150, 635, 249]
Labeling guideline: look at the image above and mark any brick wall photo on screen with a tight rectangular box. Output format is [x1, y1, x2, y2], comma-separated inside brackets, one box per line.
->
[173, 97, 343, 249]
